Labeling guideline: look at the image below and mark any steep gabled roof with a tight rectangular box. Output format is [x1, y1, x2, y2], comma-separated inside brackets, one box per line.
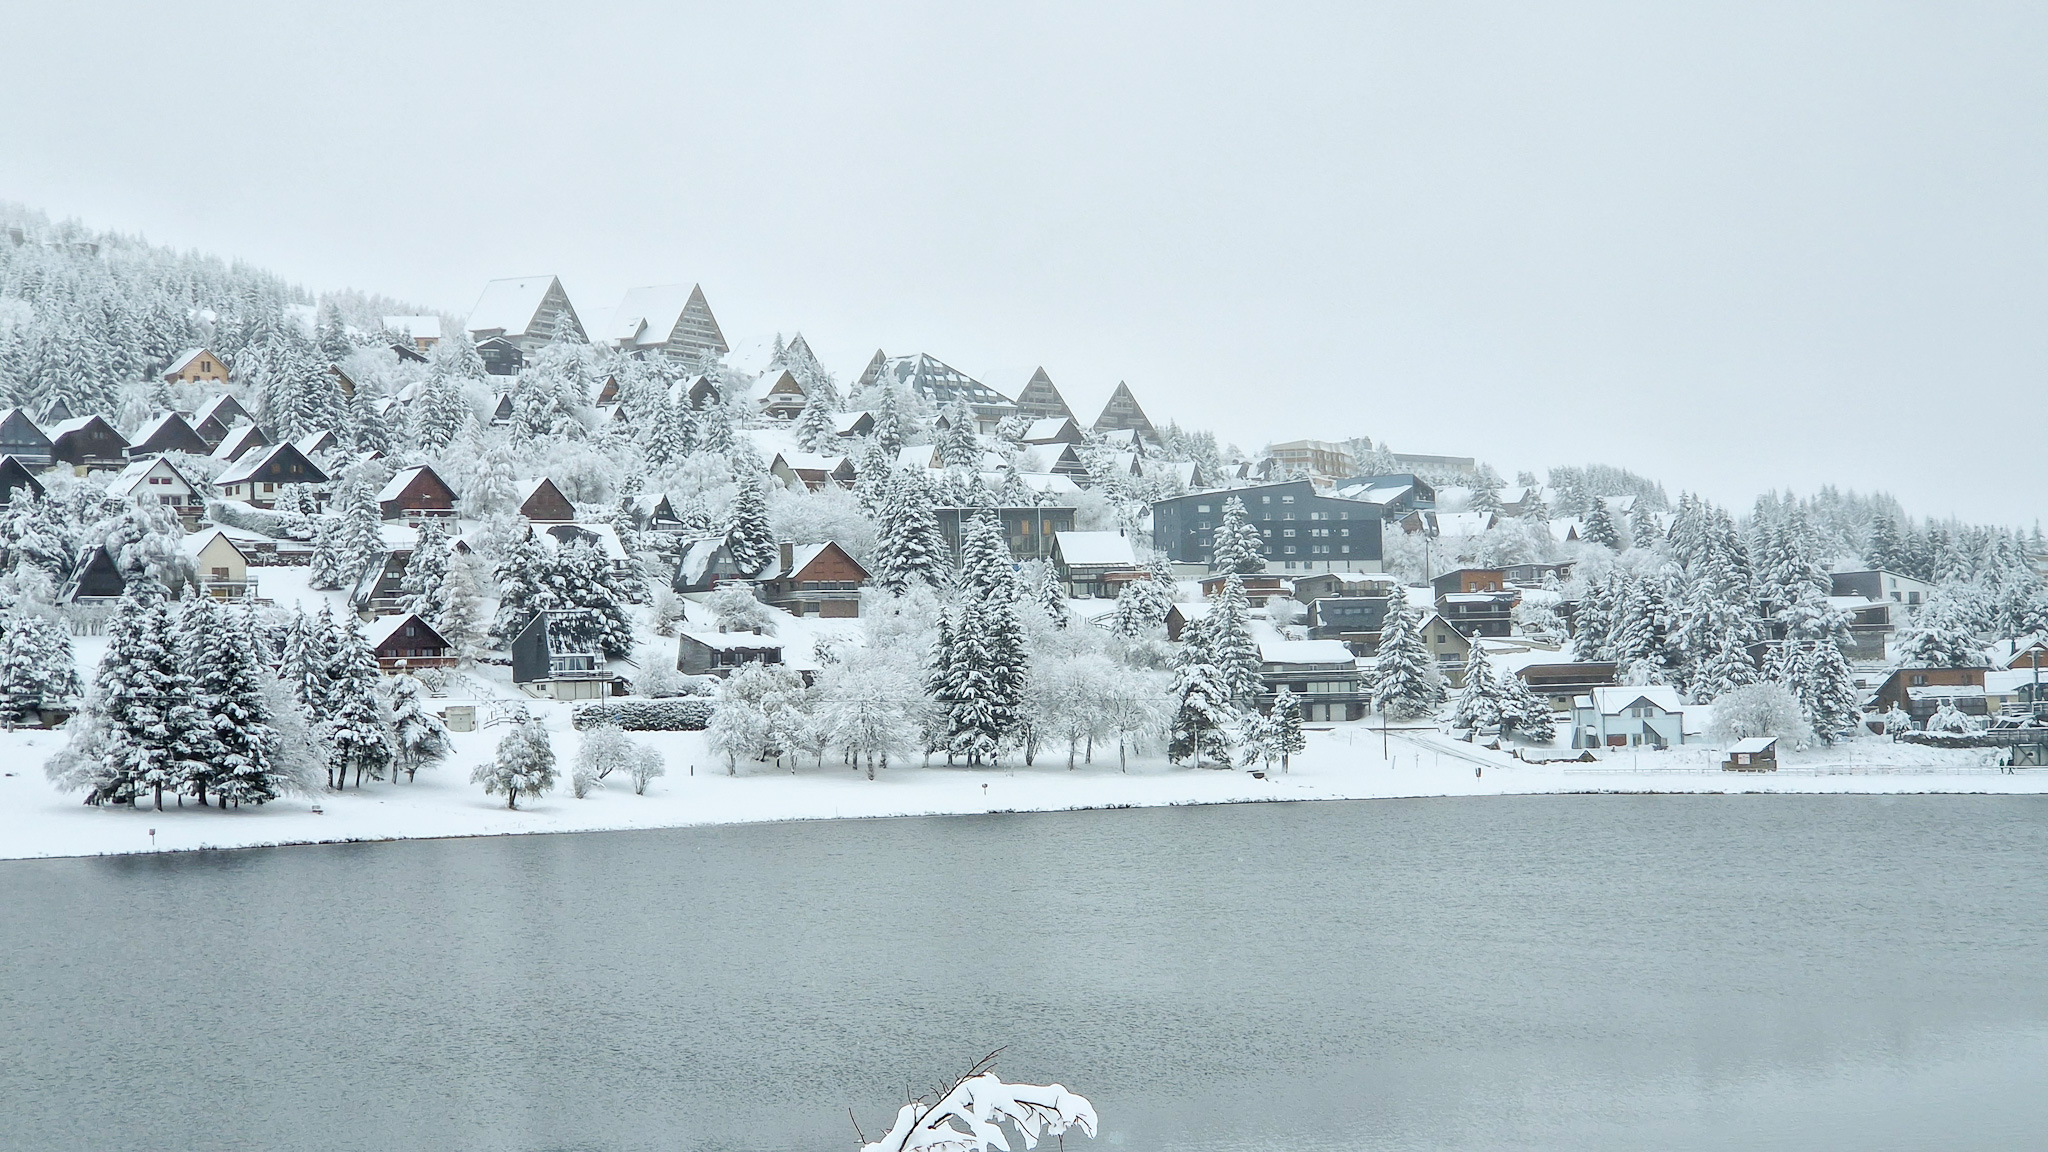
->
[217, 441, 329, 487]
[365, 611, 450, 651]
[1012, 367, 1075, 421]
[467, 275, 579, 339]
[381, 316, 442, 340]
[192, 393, 252, 428]
[211, 423, 270, 461]
[106, 456, 196, 499]
[163, 347, 225, 377]
[125, 411, 208, 455]
[1091, 380, 1156, 439]
[873, 353, 1016, 413]
[604, 284, 728, 356]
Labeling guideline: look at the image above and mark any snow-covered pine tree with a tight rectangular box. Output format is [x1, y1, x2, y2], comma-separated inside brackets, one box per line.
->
[1865, 515, 1902, 573]
[1271, 686, 1306, 771]
[280, 606, 332, 716]
[1690, 621, 1759, 703]
[1372, 586, 1443, 720]
[1793, 638, 1861, 745]
[930, 599, 1004, 765]
[323, 615, 393, 788]
[1208, 573, 1265, 708]
[870, 385, 905, 455]
[1583, 498, 1621, 550]
[557, 538, 637, 658]
[335, 479, 385, 590]
[490, 530, 559, 645]
[472, 712, 556, 809]
[1630, 509, 1660, 550]
[939, 399, 980, 468]
[436, 550, 490, 661]
[1033, 562, 1069, 628]
[188, 598, 286, 808]
[1167, 622, 1236, 768]
[401, 519, 451, 621]
[1495, 669, 1556, 742]
[1450, 642, 1503, 733]
[307, 518, 345, 590]
[1211, 496, 1267, 574]
[794, 388, 838, 454]
[410, 363, 477, 451]
[1891, 587, 1990, 667]
[871, 470, 952, 595]
[723, 474, 776, 577]
[83, 579, 210, 809]
[0, 611, 81, 728]
[386, 674, 451, 782]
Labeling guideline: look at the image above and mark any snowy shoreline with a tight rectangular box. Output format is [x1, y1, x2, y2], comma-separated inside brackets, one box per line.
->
[6, 722, 2041, 862]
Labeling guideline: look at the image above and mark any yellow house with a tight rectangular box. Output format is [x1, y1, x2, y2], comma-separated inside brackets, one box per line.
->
[181, 529, 258, 599]
[163, 348, 230, 386]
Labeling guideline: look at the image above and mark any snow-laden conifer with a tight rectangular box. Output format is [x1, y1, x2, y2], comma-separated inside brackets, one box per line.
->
[1207, 573, 1264, 708]
[1372, 586, 1443, 720]
[0, 610, 81, 728]
[1450, 642, 1503, 733]
[871, 470, 951, 595]
[473, 712, 556, 808]
[723, 473, 776, 577]
[324, 614, 393, 788]
[1210, 496, 1267, 574]
[387, 674, 451, 782]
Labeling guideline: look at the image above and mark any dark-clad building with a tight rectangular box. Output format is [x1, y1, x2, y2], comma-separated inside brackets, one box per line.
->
[934, 505, 1077, 564]
[124, 412, 210, 458]
[377, 465, 461, 521]
[1151, 480, 1384, 574]
[216, 443, 329, 507]
[48, 415, 129, 472]
[0, 455, 46, 507]
[0, 408, 52, 466]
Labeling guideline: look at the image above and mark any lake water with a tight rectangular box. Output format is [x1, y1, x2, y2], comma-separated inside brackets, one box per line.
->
[4, 796, 2045, 1151]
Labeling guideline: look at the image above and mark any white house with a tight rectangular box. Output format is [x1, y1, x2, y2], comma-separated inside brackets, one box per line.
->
[1570, 685, 1692, 749]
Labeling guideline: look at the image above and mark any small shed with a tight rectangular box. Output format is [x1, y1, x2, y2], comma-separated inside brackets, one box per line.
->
[1723, 737, 1780, 772]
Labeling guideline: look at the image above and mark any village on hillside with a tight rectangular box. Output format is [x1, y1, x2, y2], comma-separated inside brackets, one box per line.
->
[1, 208, 2046, 832]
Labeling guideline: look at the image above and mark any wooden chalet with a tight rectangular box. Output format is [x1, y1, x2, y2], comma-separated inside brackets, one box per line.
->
[488, 393, 514, 425]
[1516, 662, 1619, 710]
[755, 542, 868, 618]
[216, 443, 329, 508]
[1199, 572, 1291, 606]
[1870, 666, 1991, 724]
[749, 367, 809, 421]
[37, 396, 73, 426]
[832, 410, 875, 439]
[190, 394, 253, 448]
[476, 337, 522, 377]
[676, 630, 784, 678]
[0, 408, 52, 465]
[48, 415, 129, 472]
[378, 465, 460, 521]
[106, 457, 204, 527]
[162, 347, 229, 387]
[1052, 530, 1143, 599]
[683, 375, 721, 409]
[625, 492, 684, 533]
[125, 412, 210, 458]
[510, 611, 612, 700]
[61, 545, 126, 603]
[365, 612, 455, 672]
[672, 536, 768, 593]
[211, 422, 271, 462]
[770, 452, 855, 492]
[595, 374, 621, 406]
[1019, 417, 1085, 447]
[514, 477, 574, 523]
[0, 455, 46, 507]
[327, 366, 357, 399]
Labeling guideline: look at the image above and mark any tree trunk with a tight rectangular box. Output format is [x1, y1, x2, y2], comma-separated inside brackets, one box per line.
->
[1067, 738, 1076, 770]
[507, 790, 518, 810]
[1085, 734, 1093, 764]
[153, 784, 163, 811]
[865, 753, 874, 782]
[1120, 737, 1127, 773]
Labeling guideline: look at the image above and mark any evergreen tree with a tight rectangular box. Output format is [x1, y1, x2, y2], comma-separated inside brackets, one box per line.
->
[554, 538, 637, 658]
[1583, 498, 1621, 549]
[794, 388, 838, 454]
[1211, 496, 1267, 574]
[324, 615, 393, 788]
[410, 365, 476, 451]
[1891, 588, 1990, 668]
[280, 606, 333, 715]
[386, 674, 451, 782]
[84, 580, 210, 810]
[437, 551, 491, 660]
[1792, 639, 1861, 746]
[1866, 516, 1902, 573]
[472, 713, 556, 809]
[871, 470, 951, 595]
[401, 519, 451, 621]
[1271, 686, 1306, 771]
[1690, 622, 1759, 703]
[1450, 643, 1503, 732]
[308, 517, 346, 590]
[335, 478, 385, 590]
[1495, 670, 1556, 742]
[1372, 587, 1442, 720]
[1167, 615, 1236, 767]
[870, 385, 905, 455]
[188, 598, 285, 807]
[1110, 577, 1171, 637]
[0, 611, 81, 727]
[938, 400, 980, 468]
[1208, 574, 1265, 707]
[723, 474, 776, 576]
[1033, 562, 1069, 628]
[491, 530, 559, 645]
[853, 439, 894, 517]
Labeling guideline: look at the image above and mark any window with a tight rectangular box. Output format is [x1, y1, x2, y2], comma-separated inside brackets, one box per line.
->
[1282, 529, 1296, 538]
[1197, 504, 1211, 513]
[1911, 674, 1927, 686]
[1197, 520, 1210, 529]
[1341, 546, 1350, 554]
[404, 626, 416, 637]
[262, 482, 274, 493]
[1281, 496, 1295, 504]
[1285, 546, 1297, 555]
[1340, 528, 1350, 536]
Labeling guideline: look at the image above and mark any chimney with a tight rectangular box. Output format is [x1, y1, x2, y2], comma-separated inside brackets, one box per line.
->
[779, 541, 793, 574]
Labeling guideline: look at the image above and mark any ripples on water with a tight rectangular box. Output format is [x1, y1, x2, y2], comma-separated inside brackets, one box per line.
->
[3, 795, 2045, 1151]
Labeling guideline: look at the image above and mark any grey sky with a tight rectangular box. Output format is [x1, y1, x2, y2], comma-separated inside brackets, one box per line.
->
[4, 2, 2042, 523]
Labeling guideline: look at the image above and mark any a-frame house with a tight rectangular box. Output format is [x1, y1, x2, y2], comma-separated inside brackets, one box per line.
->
[514, 477, 575, 523]
[1012, 367, 1076, 422]
[465, 275, 586, 371]
[1091, 380, 1158, 443]
[603, 284, 729, 362]
[125, 412, 210, 458]
[0, 408, 52, 465]
[0, 454, 46, 506]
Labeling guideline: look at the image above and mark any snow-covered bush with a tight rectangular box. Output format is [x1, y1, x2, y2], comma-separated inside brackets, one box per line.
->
[571, 697, 715, 731]
[705, 581, 776, 635]
[573, 723, 658, 797]
[1706, 683, 1813, 751]
[650, 588, 690, 637]
[1924, 701, 1982, 735]
[856, 1055, 1096, 1152]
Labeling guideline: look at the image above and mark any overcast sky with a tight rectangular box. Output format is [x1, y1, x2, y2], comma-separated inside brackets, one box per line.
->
[4, 2, 2042, 523]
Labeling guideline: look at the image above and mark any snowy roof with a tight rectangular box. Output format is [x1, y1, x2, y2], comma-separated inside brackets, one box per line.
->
[512, 476, 563, 506]
[536, 522, 628, 562]
[467, 276, 559, 337]
[1905, 685, 1988, 700]
[1433, 512, 1497, 537]
[1985, 670, 2048, 693]
[177, 528, 246, 561]
[1010, 471, 1083, 496]
[1020, 418, 1072, 442]
[48, 415, 107, 439]
[1586, 685, 1685, 715]
[832, 410, 873, 435]
[382, 315, 441, 340]
[677, 536, 724, 586]
[1443, 590, 1516, 604]
[723, 333, 782, 376]
[1258, 638, 1356, 666]
[1331, 479, 1414, 505]
[773, 451, 847, 474]
[294, 430, 336, 456]
[1728, 737, 1778, 754]
[125, 412, 189, 447]
[896, 444, 940, 470]
[363, 612, 445, 649]
[678, 630, 782, 653]
[191, 394, 247, 426]
[1053, 531, 1137, 568]
[105, 456, 191, 497]
[376, 466, 431, 503]
[163, 348, 216, 376]
[604, 285, 697, 349]
[216, 443, 289, 485]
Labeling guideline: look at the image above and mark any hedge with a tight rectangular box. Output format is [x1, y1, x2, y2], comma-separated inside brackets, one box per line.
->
[572, 697, 716, 731]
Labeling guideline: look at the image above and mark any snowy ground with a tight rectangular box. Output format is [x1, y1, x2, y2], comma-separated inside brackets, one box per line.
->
[4, 716, 2041, 861]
